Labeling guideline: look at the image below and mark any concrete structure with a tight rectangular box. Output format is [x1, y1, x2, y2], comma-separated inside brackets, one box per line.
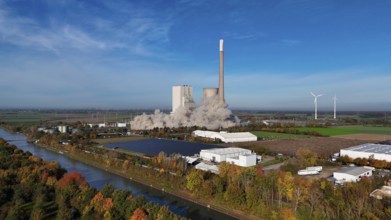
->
[200, 147, 256, 167]
[172, 85, 195, 114]
[340, 144, 391, 162]
[193, 130, 257, 143]
[202, 39, 225, 103]
[117, 122, 127, 128]
[218, 39, 224, 103]
[58, 125, 68, 133]
[203, 88, 218, 98]
[333, 166, 375, 183]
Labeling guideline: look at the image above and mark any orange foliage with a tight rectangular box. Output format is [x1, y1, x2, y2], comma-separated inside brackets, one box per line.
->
[90, 192, 113, 214]
[56, 171, 89, 190]
[130, 208, 148, 220]
[281, 207, 296, 220]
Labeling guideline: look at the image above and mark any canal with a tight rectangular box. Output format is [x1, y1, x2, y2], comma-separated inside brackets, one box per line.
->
[0, 128, 237, 220]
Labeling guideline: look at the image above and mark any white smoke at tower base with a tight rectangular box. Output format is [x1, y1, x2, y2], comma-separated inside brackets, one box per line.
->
[130, 96, 239, 130]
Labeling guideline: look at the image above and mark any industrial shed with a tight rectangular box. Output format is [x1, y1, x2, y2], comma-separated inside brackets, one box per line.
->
[333, 166, 375, 183]
[200, 147, 256, 167]
[193, 130, 257, 143]
[340, 144, 391, 162]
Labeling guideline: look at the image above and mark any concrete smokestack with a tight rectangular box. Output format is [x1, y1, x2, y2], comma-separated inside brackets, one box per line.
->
[219, 39, 224, 103]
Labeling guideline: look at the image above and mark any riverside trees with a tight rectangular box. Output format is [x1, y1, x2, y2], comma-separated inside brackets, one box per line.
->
[0, 138, 185, 220]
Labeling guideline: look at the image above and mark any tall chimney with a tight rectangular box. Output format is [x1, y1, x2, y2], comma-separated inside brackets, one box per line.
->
[218, 39, 224, 103]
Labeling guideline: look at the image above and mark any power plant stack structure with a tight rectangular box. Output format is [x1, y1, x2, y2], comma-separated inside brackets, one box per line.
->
[171, 85, 195, 114]
[218, 39, 225, 104]
[203, 39, 225, 104]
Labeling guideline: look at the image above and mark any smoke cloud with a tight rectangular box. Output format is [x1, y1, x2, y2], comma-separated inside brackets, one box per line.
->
[130, 96, 239, 130]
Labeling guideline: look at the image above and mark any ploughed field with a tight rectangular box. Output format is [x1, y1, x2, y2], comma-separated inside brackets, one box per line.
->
[235, 137, 370, 156]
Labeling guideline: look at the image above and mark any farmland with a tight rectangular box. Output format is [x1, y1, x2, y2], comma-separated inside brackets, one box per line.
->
[235, 137, 370, 156]
[296, 126, 391, 136]
[251, 131, 308, 139]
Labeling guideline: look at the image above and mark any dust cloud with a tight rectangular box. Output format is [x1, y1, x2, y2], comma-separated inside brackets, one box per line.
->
[130, 97, 239, 130]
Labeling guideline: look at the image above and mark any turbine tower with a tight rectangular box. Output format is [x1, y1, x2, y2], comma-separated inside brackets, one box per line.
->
[311, 92, 323, 120]
[333, 95, 337, 120]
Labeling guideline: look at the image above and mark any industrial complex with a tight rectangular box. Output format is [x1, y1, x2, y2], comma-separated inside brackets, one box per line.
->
[340, 143, 391, 162]
[171, 39, 226, 114]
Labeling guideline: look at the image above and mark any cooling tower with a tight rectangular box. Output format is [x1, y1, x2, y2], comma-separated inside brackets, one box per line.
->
[218, 39, 224, 103]
[203, 88, 219, 98]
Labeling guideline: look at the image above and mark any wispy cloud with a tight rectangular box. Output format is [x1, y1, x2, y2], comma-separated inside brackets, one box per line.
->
[0, 0, 173, 57]
[281, 39, 301, 46]
[222, 31, 265, 40]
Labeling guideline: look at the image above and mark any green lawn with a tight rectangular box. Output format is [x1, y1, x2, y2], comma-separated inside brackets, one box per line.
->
[251, 131, 308, 139]
[296, 126, 391, 136]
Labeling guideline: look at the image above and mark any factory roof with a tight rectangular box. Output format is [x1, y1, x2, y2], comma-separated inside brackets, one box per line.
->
[195, 162, 219, 174]
[342, 144, 391, 155]
[200, 147, 251, 155]
[334, 166, 375, 176]
[219, 132, 257, 139]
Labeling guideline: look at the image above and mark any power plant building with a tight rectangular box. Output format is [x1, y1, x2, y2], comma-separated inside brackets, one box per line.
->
[193, 130, 257, 143]
[171, 85, 195, 114]
[340, 144, 391, 162]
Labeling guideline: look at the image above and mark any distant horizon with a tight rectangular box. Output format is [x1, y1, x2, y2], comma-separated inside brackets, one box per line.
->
[1, 107, 390, 113]
[1, 1, 391, 110]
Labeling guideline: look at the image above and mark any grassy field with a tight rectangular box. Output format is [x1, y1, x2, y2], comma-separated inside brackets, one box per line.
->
[251, 131, 308, 139]
[296, 126, 391, 136]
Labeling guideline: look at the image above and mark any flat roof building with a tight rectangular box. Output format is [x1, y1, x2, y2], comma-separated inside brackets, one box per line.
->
[340, 144, 391, 162]
[200, 147, 256, 167]
[193, 130, 257, 143]
[333, 166, 375, 184]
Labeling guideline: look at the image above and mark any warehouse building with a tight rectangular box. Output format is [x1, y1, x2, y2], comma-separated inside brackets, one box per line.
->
[340, 144, 391, 162]
[200, 147, 257, 167]
[192, 130, 257, 143]
[333, 166, 375, 184]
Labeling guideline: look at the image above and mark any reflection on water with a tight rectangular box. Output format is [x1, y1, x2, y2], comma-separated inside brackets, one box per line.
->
[106, 138, 225, 156]
[0, 129, 236, 220]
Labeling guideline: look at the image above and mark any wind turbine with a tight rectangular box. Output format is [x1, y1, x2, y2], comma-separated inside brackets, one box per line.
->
[311, 92, 323, 120]
[333, 95, 337, 120]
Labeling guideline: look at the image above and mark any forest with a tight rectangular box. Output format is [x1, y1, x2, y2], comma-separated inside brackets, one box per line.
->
[0, 138, 185, 220]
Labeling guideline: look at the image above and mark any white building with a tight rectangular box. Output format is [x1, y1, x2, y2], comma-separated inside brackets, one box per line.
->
[172, 85, 195, 114]
[193, 130, 257, 143]
[117, 122, 127, 128]
[58, 125, 68, 133]
[200, 147, 257, 167]
[340, 144, 391, 162]
[297, 166, 322, 176]
[195, 162, 219, 174]
[333, 166, 375, 183]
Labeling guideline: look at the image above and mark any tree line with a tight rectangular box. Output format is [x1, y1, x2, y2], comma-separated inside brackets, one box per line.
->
[0, 138, 186, 220]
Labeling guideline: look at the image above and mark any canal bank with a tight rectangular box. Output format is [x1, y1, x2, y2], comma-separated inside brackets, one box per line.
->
[0, 129, 259, 220]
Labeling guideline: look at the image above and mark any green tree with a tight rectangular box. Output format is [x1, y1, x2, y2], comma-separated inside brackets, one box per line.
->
[186, 169, 203, 193]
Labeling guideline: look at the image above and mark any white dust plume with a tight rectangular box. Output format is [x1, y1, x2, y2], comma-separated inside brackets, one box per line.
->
[130, 96, 239, 130]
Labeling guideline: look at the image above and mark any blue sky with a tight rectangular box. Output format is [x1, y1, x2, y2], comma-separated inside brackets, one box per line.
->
[1, 0, 390, 111]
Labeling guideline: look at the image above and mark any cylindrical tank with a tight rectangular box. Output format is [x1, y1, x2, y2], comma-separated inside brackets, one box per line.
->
[203, 88, 218, 98]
